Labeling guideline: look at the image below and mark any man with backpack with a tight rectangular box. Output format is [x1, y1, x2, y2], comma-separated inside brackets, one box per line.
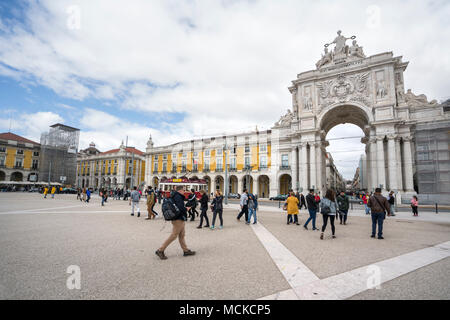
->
[156, 186, 195, 260]
[368, 188, 391, 239]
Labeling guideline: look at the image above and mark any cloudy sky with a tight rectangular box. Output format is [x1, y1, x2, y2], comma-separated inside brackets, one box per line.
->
[0, 0, 449, 179]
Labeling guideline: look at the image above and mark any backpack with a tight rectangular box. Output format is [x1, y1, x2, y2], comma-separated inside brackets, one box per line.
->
[320, 199, 331, 214]
[161, 197, 181, 221]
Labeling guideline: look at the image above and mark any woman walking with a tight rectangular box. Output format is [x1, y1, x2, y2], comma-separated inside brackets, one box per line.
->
[286, 191, 300, 225]
[411, 196, 419, 216]
[210, 190, 224, 230]
[320, 189, 338, 239]
[197, 190, 210, 228]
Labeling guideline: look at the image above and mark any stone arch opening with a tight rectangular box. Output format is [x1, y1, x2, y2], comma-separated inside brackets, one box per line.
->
[258, 175, 270, 198]
[10, 172, 23, 182]
[0, 171, 5, 181]
[315, 103, 372, 194]
[202, 176, 211, 193]
[229, 175, 238, 194]
[214, 175, 224, 192]
[242, 175, 253, 193]
[279, 174, 292, 195]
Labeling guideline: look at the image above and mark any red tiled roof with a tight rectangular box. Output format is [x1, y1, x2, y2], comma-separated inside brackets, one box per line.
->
[100, 147, 144, 156]
[0, 132, 40, 145]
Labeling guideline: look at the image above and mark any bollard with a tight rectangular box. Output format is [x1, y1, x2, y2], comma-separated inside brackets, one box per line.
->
[350, 201, 353, 210]
[279, 201, 281, 208]
[436, 203, 438, 214]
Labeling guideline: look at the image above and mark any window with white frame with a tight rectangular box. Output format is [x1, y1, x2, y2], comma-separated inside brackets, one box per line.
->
[163, 154, 167, 160]
[205, 150, 210, 157]
[245, 156, 250, 168]
[216, 158, 223, 170]
[230, 157, 236, 169]
[153, 162, 158, 172]
[15, 158, 23, 167]
[260, 155, 267, 167]
[260, 144, 267, 152]
[0, 155, 5, 166]
[281, 154, 289, 167]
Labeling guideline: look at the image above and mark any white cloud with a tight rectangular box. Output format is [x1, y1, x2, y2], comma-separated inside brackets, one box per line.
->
[0, 111, 64, 143]
[1, 0, 449, 178]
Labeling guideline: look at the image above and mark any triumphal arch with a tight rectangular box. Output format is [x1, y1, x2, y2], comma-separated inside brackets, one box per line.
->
[270, 31, 447, 201]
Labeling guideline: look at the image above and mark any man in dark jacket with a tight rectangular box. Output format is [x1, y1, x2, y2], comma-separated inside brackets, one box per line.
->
[368, 188, 391, 239]
[336, 191, 349, 225]
[300, 193, 307, 210]
[155, 186, 196, 260]
[304, 189, 320, 230]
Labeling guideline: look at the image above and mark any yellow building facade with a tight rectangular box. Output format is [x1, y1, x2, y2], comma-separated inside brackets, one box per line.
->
[0, 132, 40, 182]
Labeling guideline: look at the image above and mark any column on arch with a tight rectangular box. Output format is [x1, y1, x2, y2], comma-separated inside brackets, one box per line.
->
[402, 137, 415, 192]
[309, 142, 317, 190]
[395, 137, 403, 191]
[299, 142, 309, 192]
[369, 138, 378, 191]
[387, 135, 398, 191]
[316, 141, 324, 194]
[376, 136, 386, 190]
[291, 146, 298, 191]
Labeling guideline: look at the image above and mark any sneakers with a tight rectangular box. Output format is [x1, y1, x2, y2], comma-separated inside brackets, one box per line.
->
[332, 235, 336, 239]
[155, 250, 167, 260]
[371, 234, 375, 238]
[137, 212, 140, 217]
[253, 222, 257, 225]
[204, 225, 210, 228]
[320, 233, 324, 240]
[196, 226, 202, 229]
[378, 236, 384, 240]
[130, 213, 134, 216]
[183, 250, 196, 257]
[210, 226, 215, 230]
[219, 226, 223, 229]
[304, 226, 308, 230]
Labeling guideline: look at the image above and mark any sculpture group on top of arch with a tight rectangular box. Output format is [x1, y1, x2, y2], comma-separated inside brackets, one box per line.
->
[316, 30, 366, 69]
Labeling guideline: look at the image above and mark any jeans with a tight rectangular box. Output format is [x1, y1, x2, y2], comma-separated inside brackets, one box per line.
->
[412, 205, 418, 215]
[304, 209, 317, 229]
[247, 208, 257, 223]
[101, 196, 105, 206]
[199, 208, 210, 227]
[371, 212, 384, 237]
[364, 204, 370, 214]
[338, 209, 348, 223]
[287, 214, 298, 224]
[212, 209, 223, 227]
[390, 204, 395, 215]
[322, 214, 336, 235]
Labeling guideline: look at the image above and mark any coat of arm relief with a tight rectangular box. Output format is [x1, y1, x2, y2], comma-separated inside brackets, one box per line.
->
[316, 72, 371, 109]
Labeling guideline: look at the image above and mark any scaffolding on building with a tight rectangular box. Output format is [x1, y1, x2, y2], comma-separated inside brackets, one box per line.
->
[39, 124, 80, 186]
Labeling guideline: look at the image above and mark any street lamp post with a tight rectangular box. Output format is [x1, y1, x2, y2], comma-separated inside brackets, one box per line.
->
[224, 140, 229, 205]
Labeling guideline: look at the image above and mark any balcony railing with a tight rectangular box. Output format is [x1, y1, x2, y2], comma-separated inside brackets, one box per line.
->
[279, 165, 291, 170]
[215, 167, 223, 172]
[14, 165, 23, 169]
[229, 167, 237, 172]
[203, 168, 210, 172]
[259, 165, 268, 169]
